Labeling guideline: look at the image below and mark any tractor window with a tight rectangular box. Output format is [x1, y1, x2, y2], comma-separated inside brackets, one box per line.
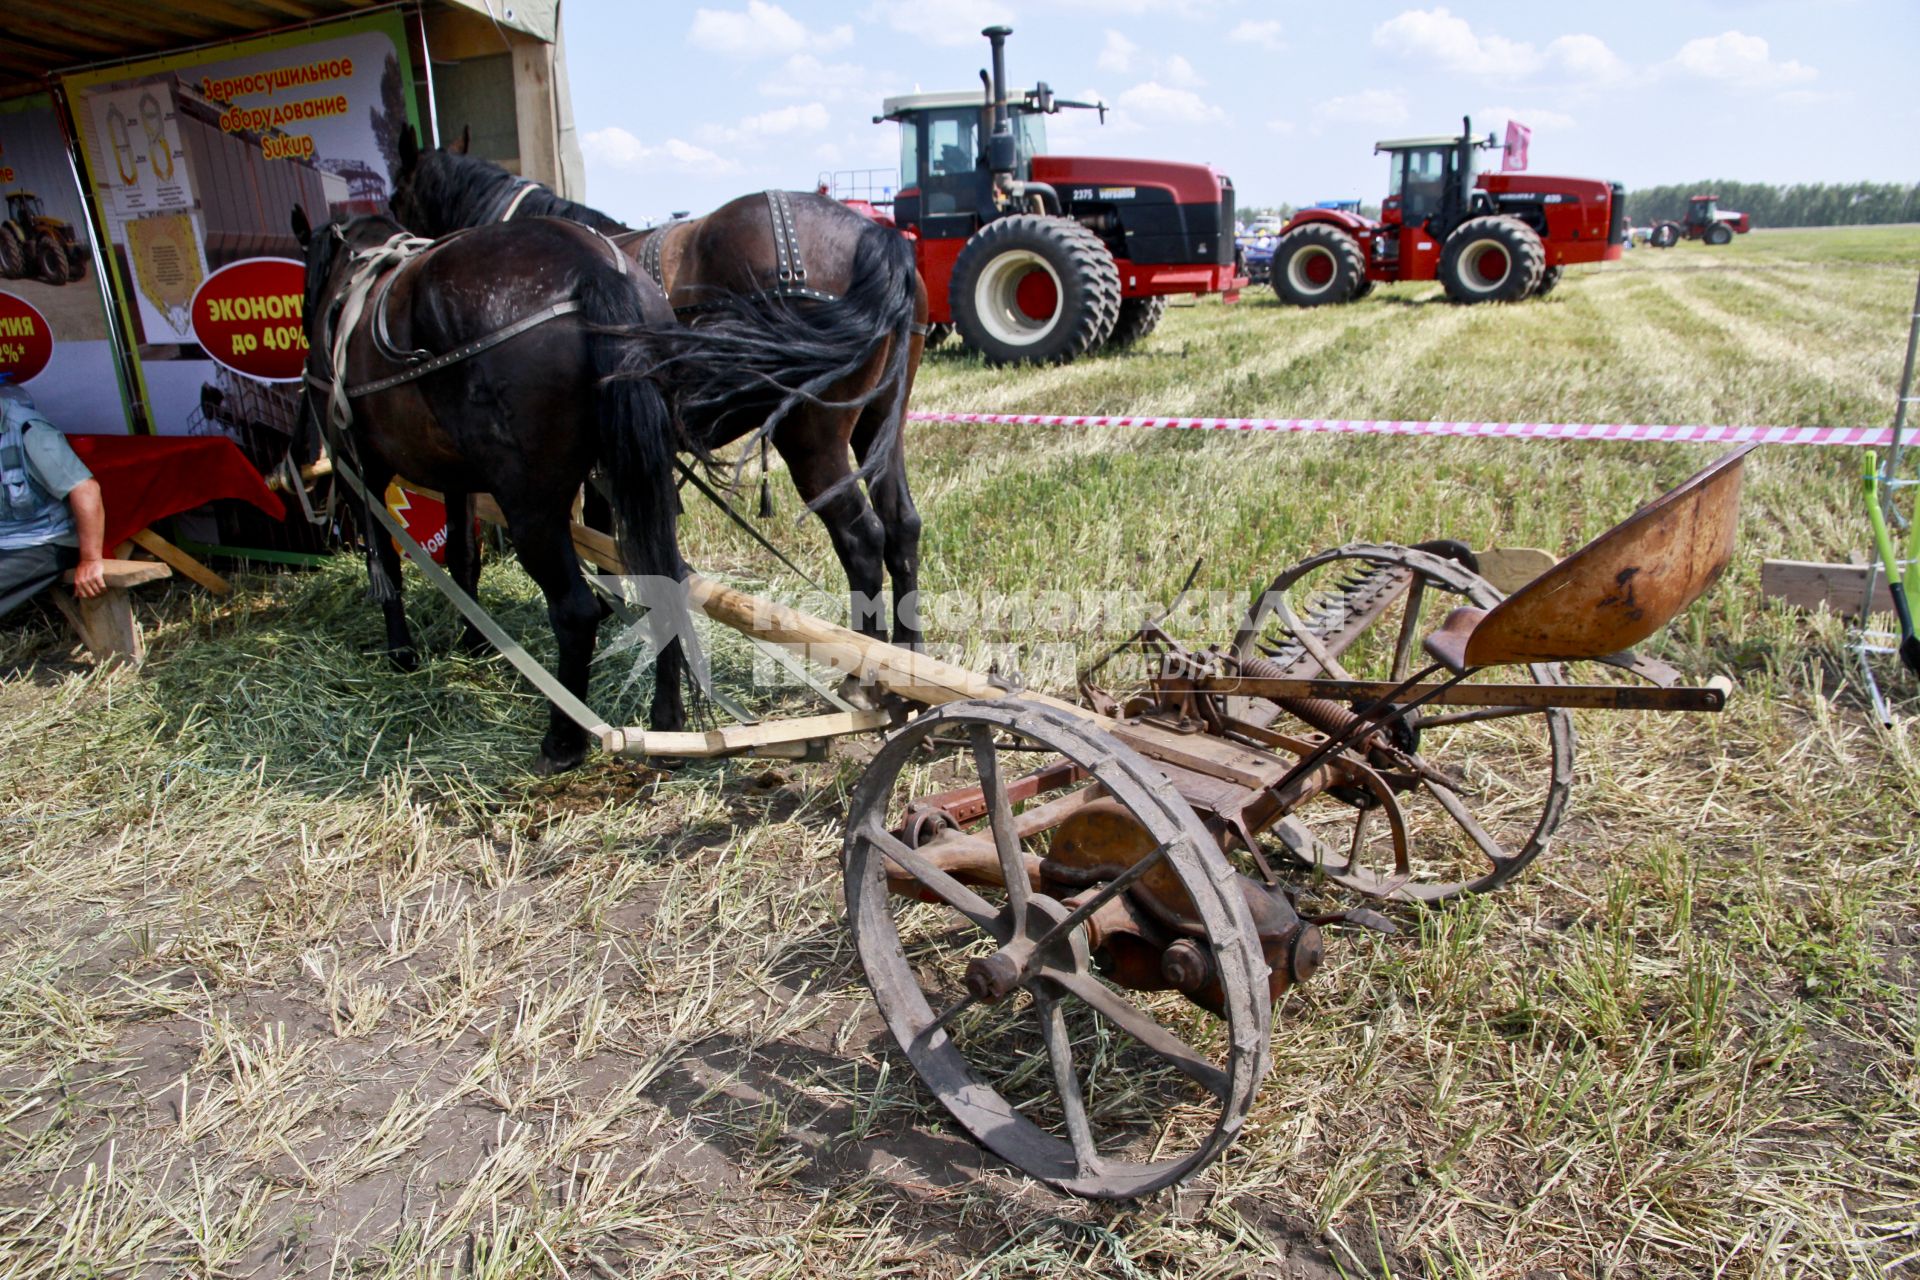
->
[899, 121, 919, 191]
[1013, 109, 1047, 172]
[926, 108, 981, 178]
[1397, 148, 1449, 224]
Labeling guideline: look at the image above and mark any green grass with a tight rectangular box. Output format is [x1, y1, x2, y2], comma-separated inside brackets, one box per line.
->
[1, 225, 1916, 1279]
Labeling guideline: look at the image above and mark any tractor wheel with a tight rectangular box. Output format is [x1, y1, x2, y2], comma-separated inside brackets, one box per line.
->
[1705, 223, 1733, 246]
[66, 246, 88, 282]
[1348, 274, 1375, 302]
[1649, 222, 1679, 249]
[33, 238, 68, 285]
[1271, 224, 1364, 307]
[923, 323, 952, 350]
[1105, 296, 1167, 349]
[951, 215, 1120, 365]
[1533, 265, 1564, 298]
[0, 227, 23, 279]
[1438, 216, 1545, 304]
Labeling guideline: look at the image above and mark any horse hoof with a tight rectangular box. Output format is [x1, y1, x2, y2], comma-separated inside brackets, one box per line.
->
[389, 647, 420, 673]
[532, 747, 588, 777]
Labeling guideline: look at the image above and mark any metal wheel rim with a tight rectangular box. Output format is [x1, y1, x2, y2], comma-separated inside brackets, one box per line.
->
[1232, 544, 1575, 901]
[1456, 239, 1513, 293]
[1286, 244, 1338, 296]
[843, 698, 1270, 1198]
[975, 250, 1064, 347]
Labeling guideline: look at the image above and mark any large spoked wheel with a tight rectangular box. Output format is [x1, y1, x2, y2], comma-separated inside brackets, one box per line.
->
[844, 697, 1269, 1198]
[1439, 216, 1545, 304]
[951, 215, 1120, 365]
[1230, 544, 1575, 902]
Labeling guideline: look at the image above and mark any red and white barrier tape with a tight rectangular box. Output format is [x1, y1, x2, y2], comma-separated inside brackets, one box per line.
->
[907, 411, 1892, 448]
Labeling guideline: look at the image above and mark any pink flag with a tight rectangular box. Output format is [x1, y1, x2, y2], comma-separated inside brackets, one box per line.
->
[1502, 120, 1531, 172]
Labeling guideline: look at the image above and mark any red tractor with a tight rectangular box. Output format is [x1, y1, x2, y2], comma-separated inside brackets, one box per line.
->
[871, 26, 1243, 364]
[1270, 119, 1626, 307]
[1648, 195, 1750, 248]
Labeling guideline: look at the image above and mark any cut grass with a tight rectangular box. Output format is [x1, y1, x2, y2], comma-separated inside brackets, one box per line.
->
[0, 225, 1916, 1278]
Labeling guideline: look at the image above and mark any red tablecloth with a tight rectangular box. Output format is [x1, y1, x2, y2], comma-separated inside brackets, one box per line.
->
[66, 435, 286, 551]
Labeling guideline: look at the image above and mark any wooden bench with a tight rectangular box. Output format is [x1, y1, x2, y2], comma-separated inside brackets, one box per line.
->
[50, 558, 173, 666]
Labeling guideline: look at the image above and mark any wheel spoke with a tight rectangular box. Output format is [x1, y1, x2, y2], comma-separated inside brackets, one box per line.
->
[914, 991, 979, 1047]
[1034, 989, 1100, 1175]
[1043, 968, 1229, 1100]
[1390, 577, 1428, 681]
[863, 820, 1007, 938]
[970, 725, 1031, 932]
[1028, 841, 1171, 958]
[1275, 593, 1352, 680]
[1424, 774, 1514, 870]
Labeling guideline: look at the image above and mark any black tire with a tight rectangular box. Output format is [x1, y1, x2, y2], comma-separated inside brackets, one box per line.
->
[1105, 295, 1167, 349]
[0, 227, 23, 279]
[1270, 224, 1364, 307]
[1705, 223, 1733, 246]
[32, 238, 67, 285]
[1348, 274, 1375, 302]
[1438, 215, 1545, 304]
[1533, 265, 1564, 298]
[66, 247, 87, 282]
[951, 215, 1120, 365]
[923, 322, 952, 350]
[1649, 222, 1679, 249]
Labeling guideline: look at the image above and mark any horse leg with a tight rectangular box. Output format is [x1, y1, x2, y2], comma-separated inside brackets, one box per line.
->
[503, 508, 604, 774]
[442, 490, 488, 655]
[361, 463, 419, 671]
[850, 345, 924, 651]
[780, 415, 888, 642]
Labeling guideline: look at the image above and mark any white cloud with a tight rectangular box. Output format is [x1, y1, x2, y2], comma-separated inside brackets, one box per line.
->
[1477, 105, 1576, 131]
[582, 127, 740, 176]
[1230, 20, 1285, 52]
[758, 54, 872, 102]
[688, 2, 850, 59]
[866, 0, 1015, 46]
[1312, 89, 1409, 127]
[696, 102, 832, 146]
[1265, 118, 1295, 134]
[1114, 81, 1226, 126]
[1667, 31, 1816, 89]
[1163, 54, 1204, 88]
[1098, 29, 1137, 73]
[1372, 8, 1626, 84]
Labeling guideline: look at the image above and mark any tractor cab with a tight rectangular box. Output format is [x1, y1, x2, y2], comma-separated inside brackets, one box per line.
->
[1685, 195, 1720, 230]
[880, 91, 1053, 236]
[1374, 119, 1496, 243]
[6, 192, 48, 225]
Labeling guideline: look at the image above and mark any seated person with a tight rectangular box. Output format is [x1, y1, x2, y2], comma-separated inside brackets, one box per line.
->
[1, 378, 105, 621]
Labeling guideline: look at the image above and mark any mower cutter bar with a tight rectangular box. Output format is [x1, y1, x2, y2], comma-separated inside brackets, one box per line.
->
[1194, 675, 1732, 713]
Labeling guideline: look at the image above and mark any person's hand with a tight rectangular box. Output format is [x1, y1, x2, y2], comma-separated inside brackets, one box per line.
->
[72, 556, 107, 600]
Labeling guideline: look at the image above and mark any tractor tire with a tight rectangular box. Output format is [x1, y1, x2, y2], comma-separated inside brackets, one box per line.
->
[1533, 265, 1564, 298]
[1438, 216, 1545, 304]
[1105, 295, 1167, 349]
[951, 215, 1120, 365]
[1649, 222, 1679, 249]
[923, 322, 952, 350]
[1348, 274, 1376, 302]
[1705, 223, 1733, 246]
[33, 238, 68, 285]
[1271, 224, 1364, 307]
[0, 227, 23, 279]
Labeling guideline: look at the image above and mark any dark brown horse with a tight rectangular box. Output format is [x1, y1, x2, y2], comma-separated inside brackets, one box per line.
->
[388, 128, 929, 648]
[295, 208, 705, 775]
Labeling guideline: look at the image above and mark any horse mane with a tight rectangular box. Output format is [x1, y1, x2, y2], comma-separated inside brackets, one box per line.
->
[416, 148, 630, 236]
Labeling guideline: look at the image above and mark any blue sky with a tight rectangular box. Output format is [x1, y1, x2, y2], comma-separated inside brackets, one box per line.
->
[559, 1, 1916, 224]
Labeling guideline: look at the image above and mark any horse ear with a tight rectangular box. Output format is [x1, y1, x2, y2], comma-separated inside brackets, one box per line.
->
[450, 124, 470, 156]
[291, 205, 312, 248]
[398, 125, 418, 173]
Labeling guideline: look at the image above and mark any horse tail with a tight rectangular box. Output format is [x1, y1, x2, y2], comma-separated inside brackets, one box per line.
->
[576, 259, 690, 618]
[631, 210, 920, 511]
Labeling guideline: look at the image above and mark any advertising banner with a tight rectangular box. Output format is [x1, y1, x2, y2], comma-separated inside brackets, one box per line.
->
[0, 95, 131, 433]
[63, 11, 419, 487]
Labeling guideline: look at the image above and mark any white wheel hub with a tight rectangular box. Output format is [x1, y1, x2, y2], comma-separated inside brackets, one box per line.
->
[1455, 238, 1512, 293]
[1286, 244, 1339, 296]
[974, 249, 1064, 348]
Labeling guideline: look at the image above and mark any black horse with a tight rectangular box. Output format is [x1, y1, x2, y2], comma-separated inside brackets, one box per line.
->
[295, 208, 704, 775]
[388, 128, 928, 649]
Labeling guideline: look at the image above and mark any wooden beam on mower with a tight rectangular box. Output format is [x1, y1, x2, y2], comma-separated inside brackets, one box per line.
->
[1760, 559, 1898, 616]
[1193, 675, 1732, 713]
[607, 708, 893, 759]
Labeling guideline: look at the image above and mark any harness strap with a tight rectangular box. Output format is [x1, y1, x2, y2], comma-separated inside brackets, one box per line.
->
[498, 181, 539, 222]
[348, 300, 583, 398]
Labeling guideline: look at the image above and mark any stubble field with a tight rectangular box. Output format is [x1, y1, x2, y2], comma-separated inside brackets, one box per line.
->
[1, 225, 1916, 1278]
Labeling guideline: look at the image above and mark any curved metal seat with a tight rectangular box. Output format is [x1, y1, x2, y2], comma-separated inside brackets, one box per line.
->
[1426, 443, 1757, 672]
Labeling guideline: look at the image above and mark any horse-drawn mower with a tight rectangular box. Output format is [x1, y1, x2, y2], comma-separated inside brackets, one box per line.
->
[379, 440, 1751, 1197]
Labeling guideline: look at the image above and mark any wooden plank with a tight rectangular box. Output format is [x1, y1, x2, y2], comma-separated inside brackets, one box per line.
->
[1475, 546, 1558, 595]
[131, 528, 230, 597]
[611, 708, 892, 758]
[64, 559, 173, 591]
[1761, 559, 1898, 616]
[51, 587, 143, 667]
[510, 33, 562, 189]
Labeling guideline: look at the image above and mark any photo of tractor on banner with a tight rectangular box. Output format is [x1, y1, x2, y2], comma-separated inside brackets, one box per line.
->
[2, 21, 1918, 1280]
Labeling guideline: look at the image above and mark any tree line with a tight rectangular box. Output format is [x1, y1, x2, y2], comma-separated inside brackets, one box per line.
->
[1625, 181, 1920, 228]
